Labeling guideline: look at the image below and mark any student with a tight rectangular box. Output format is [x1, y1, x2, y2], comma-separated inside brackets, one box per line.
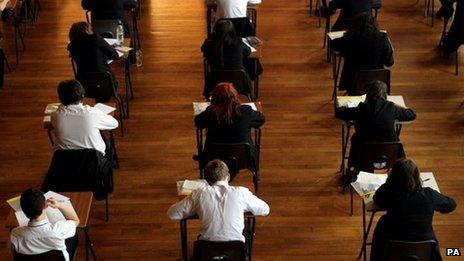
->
[67, 21, 120, 94]
[201, 20, 262, 96]
[441, 0, 464, 55]
[331, 13, 393, 95]
[51, 80, 119, 156]
[195, 82, 265, 164]
[335, 81, 416, 172]
[167, 159, 270, 242]
[81, 0, 136, 36]
[328, 0, 375, 31]
[215, 0, 262, 37]
[371, 158, 456, 261]
[10, 189, 80, 261]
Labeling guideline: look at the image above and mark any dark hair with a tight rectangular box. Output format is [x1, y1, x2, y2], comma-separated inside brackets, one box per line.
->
[347, 12, 378, 37]
[58, 79, 85, 106]
[20, 189, 45, 219]
[211, 20, 237, 68]
[210, 82, 241, 124]
[69, 21, 91, 42]
[204, 159, 230, 184]
[386, 158, 422, 192]
[366, 80, 387, 102]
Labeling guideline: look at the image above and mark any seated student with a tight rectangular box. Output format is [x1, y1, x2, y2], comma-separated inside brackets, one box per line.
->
[371, 158, 456, 261]
[335, 81, 416, 174]
[167, 159, 270, 242]
[201, 20, 262, 96]
[81, 0, 136, 36]
[51, 80, 119, 156]
[328, 0, 376, 31]
[10, 189, 80, 261]
[68, 21, 119, 83]
[215, 0, 262, 37]
[331, 13, 393, 95]
[195, 82, 265, 163]
[441, 0, 464, 55]
[437, 0, 457, 18]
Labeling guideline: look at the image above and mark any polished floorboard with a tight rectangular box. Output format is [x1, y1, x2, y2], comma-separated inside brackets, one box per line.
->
[0, 0, 463, 260]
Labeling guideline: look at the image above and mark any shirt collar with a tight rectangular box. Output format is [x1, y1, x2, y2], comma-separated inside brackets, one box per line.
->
[213, 180, 229, 187]
[28, 218, 49, 227]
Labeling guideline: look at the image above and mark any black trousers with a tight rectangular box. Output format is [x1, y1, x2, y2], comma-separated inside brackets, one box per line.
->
[65, 234, 79, 261]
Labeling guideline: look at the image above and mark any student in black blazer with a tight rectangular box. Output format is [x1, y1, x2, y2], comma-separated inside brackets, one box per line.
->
[441, 0, 464, 55]
[68, 22, 119, 77]
[201, 20, 262, 96]
[195, 82, 265, 164]
[81, 0, 136, 36]
[331, 13, 393, 95]
[335, 81, 416, 169]
[328, 0, 376, 31]
[371, 158, 456, 261]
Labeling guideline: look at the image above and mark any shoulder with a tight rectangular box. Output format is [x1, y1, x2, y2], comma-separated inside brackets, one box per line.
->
[10, 226, 28, 238]
[52, 220, 77, 232]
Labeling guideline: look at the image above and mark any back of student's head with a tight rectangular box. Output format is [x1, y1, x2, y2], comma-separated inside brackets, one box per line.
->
[58, 79, 85, 106]
[69, 21, 91, 42]
[210, 82, 241, 124]
[365, 80, 387, 102]
[348, 12, 378, 37]
[20, 189, 45, 219]
[204, 159, 230, 184]
[212, 20, 237, 43]
[386, 158, 422, 192]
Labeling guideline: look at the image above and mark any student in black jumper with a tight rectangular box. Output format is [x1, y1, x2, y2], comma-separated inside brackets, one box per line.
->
[201, 20, 262, 96]
[331, 13, 393, 95]
[335, 81, 416, 170]
[371, 158, 456, 261]
[328, 0, 376, 31]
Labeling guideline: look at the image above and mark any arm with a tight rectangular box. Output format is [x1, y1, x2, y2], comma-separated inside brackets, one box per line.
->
[249, 109, 265, 128]
[194, 110, 210, 129]
[330, 36, 347, 52]
[383, 34, 394, 67]
[335, 107, 359, 122]
[241, 188, 270, 216]
[123, 0, 137, 10]
[393, 105, 416, 122]
[95, 110, 119, 130]
[248, 0, 262, 5]
[429, 189, 456, 213]
[373, 184, 393, 209]
[328, 0, 343, 12]
[47, 198, 80, 227]
[95, 35, 120, 60]
[81, 0, 93, 10]
[241, 41, 252, 57]
[167, 196, 196, 220]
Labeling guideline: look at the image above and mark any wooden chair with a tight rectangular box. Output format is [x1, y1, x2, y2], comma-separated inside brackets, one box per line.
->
[76, 71, 126, 136]
[349, 141, 404, 215]
[193, 240, 246, 261]
[206, 69, 255, 101]
[384, 240, 437, 261]
[13, 250, 65, 261]
[353, 69, 391, 95]
[439, 16, 460, 75]
[91, 19, 121, 39]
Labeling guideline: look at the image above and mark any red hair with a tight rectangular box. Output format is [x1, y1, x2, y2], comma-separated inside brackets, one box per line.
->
[210, 82, 241, 124]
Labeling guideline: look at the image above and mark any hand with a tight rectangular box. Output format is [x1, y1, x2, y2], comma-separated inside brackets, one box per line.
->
[46, 198, 61, 209]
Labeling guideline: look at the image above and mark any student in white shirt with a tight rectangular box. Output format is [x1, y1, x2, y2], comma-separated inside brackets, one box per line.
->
[10, 189, 80, 261]
[51, 80, 118, 155]
[167, 159, 270, 242]
[215, 0, 262, 37]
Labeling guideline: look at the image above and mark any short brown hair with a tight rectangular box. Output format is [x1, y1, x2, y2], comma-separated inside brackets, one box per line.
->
[204, 159, 230, 184]
[20, 189, 45, 219]
[69, 21, 91, 42]
[386, 158, 422, 192]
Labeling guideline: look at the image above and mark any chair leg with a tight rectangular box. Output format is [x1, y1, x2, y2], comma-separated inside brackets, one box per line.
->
[105, 196, 109, 222]
[456, 50, 459, 76]
[350, 185, 354, 216]
[116, 96, 125, 136]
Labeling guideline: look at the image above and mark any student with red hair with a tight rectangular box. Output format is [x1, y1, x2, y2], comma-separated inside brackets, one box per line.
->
[195, 82, 265, 162]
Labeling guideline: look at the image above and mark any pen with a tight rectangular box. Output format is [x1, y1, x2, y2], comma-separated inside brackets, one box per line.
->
[422, 178, 431, 182]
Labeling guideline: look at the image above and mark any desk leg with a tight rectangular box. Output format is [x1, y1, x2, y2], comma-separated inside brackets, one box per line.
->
[124, 58, 132, 118]
[180, 220, 188, 261]
[254, 58, 259, 101]
[358, 201, 367, 260]
[431, 0, 435, 27]
[109, 130, 119, 169]
[83, 226, 97, 261]
[248, 217, 256, 261]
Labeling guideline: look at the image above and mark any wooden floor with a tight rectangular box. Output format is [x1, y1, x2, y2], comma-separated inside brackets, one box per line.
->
[0, 0, 463, 260]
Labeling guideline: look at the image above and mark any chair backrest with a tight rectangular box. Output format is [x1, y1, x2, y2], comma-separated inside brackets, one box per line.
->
[208, 69, 251, 97]
[76, 71, 116, 102]
[91, 19, 121, 38]
[384, 240, 437, 261]
[358, 142, 404, 172]
[41, 149, 113, 200]
[193, 240, 246, 261]
[205, 143, 253, 178]
[354, 69, 391, 95]
[13, 250, 65, 261]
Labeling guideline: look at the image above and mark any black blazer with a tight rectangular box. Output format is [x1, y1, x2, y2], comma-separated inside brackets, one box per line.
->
[194, 105, 265, 146]
[329, 0, 375, 30]
[336, 100, 416, 143]
[201, 37, 251, 71]
[68, 34, 119, 75]
[82, 0, 135, 20]
[332, 31, 394, 95]
[443, 0, 464, 54]
[371, 185, 456, 260]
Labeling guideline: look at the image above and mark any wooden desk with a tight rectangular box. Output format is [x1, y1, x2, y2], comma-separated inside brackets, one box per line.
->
[179, 213, 256, 261]
[5, 192, 97, 261]
[355, 173, 439, 261]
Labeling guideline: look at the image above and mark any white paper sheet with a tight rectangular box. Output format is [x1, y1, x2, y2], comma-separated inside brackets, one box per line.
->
[193, 102, 257, 115]
[94, 103, 116, 114]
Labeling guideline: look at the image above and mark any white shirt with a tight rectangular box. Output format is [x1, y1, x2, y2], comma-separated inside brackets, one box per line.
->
[51, 103, 118, 155]
[216, 0, 262, 19]
[10, 219, 77, 261]
[167, 181, 270, 242]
